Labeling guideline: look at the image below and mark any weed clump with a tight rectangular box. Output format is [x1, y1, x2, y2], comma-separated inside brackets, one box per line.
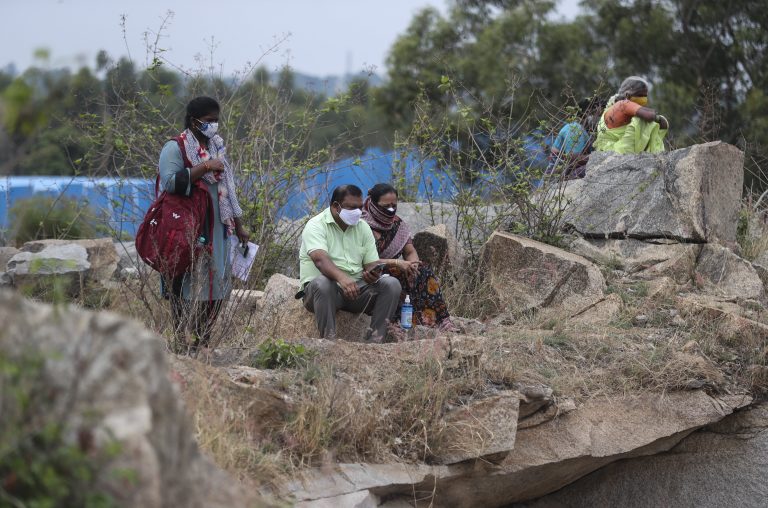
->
[251, 338, 314, 369]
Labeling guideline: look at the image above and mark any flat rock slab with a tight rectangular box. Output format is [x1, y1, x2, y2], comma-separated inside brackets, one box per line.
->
[7, 238, 121, 296]
[564, 141, 744, 243]
[481, 232, 605, 316]
[7, 242, 90, 295]
[676, 294, 768, 340]
[523, 403, 768, 508]
[20, 238, 119, 284]
[283, 392, 750, 507]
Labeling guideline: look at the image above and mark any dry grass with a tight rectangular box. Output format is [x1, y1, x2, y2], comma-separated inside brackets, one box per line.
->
[440, 258, 503, 320]
[273, 338, 489, 467]
[738, 197, 768, 262]
[169, 357, 289, 489]
[94, 222, 768, 484]
[106, 267, 767, 482]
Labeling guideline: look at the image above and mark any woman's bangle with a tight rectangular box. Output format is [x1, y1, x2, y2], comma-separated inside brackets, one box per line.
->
[203, 161, 209, 171]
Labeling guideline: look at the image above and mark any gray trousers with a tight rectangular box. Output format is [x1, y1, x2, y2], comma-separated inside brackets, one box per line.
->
[302, 275, 402, 341]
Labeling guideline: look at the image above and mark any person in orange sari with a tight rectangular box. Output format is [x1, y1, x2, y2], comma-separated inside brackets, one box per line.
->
[361, 183, 456, 331]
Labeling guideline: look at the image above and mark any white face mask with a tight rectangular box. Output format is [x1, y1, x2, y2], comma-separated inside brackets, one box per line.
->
[338, 207, 362, 226]
[197, 120, 219, 138]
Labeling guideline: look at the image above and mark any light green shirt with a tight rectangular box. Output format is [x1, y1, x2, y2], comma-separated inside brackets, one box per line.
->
[299, 208, 379, 287]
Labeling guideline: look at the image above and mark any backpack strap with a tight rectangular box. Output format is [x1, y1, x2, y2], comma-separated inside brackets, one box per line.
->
[172, 135, 194, 169]
[155, 135, 194, 199]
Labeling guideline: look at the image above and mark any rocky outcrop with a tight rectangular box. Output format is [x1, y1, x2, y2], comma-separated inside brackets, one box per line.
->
[0, 290, 248, 507]
[228, 289, 265, 314]
[6, 238, 119, 295]
[0, 245, 15, 288]
[412, 224, 464, 277]
[114, 240, 139, 279]
[396, 202, 507, 244]
[676, 294, 768, 340]
[22, 238, 120, 284]
[7, 242, 90, 295]
[433, 390, 519, 464]
[481, 232, 605, 316]
[695, 243, 764, 301]
[0, 245, 19, 270]
[259, 273, 372, 341]
[285, 392, 751, 507]
[567, 236, 700, 283]
[564, 141, 744, 243]
[523, 403, 768, 508]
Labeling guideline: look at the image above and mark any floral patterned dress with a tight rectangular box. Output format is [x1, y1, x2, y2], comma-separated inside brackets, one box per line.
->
[374, 218, 451, 328]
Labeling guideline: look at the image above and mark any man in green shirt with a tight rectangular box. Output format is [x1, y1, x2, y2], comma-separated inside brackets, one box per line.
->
[299, 184, 401, 341]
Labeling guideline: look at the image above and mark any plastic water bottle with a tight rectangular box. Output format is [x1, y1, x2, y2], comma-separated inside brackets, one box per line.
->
[400, 295, 413, 329]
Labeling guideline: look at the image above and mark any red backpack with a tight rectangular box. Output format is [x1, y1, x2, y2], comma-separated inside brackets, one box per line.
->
[135, 136, 213, 279]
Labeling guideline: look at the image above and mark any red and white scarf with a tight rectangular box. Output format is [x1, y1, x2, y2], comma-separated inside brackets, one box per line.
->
[180, 130, 242, 230]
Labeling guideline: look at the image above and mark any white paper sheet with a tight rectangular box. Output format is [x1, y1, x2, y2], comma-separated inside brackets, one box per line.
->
[229, 236, 259, 282]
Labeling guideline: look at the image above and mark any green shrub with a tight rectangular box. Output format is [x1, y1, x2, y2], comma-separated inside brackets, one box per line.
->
[251, 339, 313, 369]
[9, 195, 106, 246]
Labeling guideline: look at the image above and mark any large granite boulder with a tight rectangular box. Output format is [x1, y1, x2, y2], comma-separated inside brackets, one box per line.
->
[564, 141, 744, 243]
[523, 402, 768, 508]
[0, 290, 248, 507]
[20, 238, 120, 284]
[480, 232, 605, 316]
[258, 273, 372, 341]
[7, 242, 90, 296]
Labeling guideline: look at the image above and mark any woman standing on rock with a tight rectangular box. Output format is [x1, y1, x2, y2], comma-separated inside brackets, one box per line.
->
[361, 183, 455, 332]
[159, 96, 250, 351]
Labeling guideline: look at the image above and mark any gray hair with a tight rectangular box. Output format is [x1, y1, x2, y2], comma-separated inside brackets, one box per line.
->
[617, 76, 650, 98]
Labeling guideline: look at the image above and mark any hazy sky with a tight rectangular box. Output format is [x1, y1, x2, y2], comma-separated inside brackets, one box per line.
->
[7, 0, 581, 77]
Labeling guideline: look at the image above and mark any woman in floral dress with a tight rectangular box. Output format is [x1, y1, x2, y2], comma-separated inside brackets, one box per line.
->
[361, 183, 455, 331]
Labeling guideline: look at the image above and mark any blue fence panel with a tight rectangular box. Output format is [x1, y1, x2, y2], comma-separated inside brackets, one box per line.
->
[3, 137, 552, 238]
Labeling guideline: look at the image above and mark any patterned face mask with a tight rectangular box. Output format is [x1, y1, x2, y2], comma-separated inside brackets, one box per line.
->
[196, 119, 219, 138]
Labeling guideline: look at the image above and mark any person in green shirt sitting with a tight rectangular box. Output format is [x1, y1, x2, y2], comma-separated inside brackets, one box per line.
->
[298, 184, 402, 342]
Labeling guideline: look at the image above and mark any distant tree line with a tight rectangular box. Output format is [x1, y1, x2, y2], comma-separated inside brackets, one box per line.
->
[1, 0, 765, 188]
